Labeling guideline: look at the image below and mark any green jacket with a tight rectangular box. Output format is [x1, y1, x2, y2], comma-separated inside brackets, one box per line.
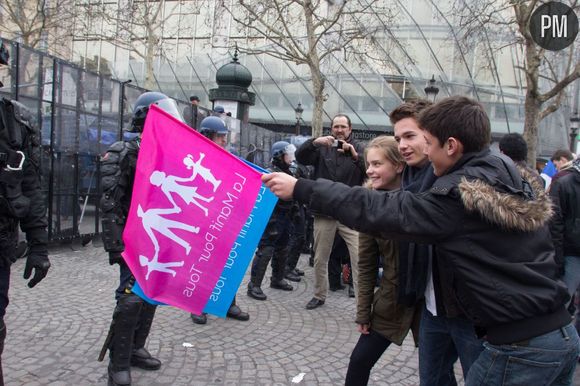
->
[357, 231, 421, 346]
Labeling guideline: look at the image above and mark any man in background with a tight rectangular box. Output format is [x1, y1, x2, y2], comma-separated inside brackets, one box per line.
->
[183, 95, 200, 129]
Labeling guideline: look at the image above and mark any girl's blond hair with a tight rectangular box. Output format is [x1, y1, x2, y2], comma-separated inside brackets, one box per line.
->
[364, 135, 405, 169]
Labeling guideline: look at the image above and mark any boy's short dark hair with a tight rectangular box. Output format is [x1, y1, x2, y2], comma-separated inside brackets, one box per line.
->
[499, 133, 527, 162]
[190, 95, 200, 102]
[551, 149, 573, 162]
[389, 99, 432, 125]
[418, 96, 491, 153]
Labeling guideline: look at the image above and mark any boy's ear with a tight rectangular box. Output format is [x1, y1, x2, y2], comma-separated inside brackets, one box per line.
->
[447, 137, 464, 156]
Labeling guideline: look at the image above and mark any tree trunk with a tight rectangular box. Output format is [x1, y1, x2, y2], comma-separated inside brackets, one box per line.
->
[144, 34, 156, 90]
[310, 67, 325, 138]
[523, 93, 541, 166]
[522, 24, 542, 167]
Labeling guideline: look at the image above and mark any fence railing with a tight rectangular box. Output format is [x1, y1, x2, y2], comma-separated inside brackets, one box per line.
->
[0, 38, 290, 242]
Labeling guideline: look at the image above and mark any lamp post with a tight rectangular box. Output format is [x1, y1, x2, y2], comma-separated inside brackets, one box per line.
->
[294, 102, 304, 135]
[570, 112, 579, 153]
[424, 75, 439, 102]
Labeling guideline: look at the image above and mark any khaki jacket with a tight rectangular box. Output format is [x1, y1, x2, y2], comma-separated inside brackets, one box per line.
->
[357, 231, 421, 346]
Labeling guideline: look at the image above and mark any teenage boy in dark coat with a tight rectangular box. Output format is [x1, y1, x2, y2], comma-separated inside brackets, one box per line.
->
[263, 96, 578, 385]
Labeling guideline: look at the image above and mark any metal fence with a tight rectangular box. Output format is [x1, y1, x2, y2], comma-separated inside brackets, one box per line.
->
[0, 39, 287, 243]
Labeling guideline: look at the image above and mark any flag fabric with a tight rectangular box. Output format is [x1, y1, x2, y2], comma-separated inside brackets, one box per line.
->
[202, 161, 278, 316]
[131, 161, 278, 317]
[122, 105, 271, 315]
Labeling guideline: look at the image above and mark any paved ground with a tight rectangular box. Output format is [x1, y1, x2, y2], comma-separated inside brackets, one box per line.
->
[1, 244, 578, 386]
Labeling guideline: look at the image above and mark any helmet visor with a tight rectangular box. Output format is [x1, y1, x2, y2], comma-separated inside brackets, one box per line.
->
[154, 98, 184, 122]
[285, 144, 297, 163]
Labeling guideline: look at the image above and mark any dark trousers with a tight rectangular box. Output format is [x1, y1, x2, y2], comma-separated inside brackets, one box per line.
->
[0, 266, 9, 320]
[345, 329, 392, 386]
[115, 263, 133, 300]
[250, 211, 292, 286]
[0, 266, 9, 386]
[329, 233, 349, 288]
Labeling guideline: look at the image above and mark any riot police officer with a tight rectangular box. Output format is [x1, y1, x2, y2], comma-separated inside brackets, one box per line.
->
[0, 40, 50, 385]
[247, 141, 297, 301]
[190, 116, 250, 325]
[99, 91, 182, 386]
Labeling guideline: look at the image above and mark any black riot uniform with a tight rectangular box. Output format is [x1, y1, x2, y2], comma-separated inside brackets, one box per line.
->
[189, 116, 249, 325]
[284, 162, 313, 281]
[247, 141, 297, 301]
[0, 41, 50, 386]
[99, 92, 173, 386]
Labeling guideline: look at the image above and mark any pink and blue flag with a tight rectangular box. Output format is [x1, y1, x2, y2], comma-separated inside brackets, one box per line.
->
[122, 105, 275, 315]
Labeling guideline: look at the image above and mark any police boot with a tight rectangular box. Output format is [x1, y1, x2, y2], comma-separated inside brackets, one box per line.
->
[226, 296, 249, 321]
[247, 282, 267, 301]
[285, 233, 304, 273]
[270, 249, 293, 291]
[247, 248, 272, 300]
[108, 294, 143, 386]
[131, 303, 161, 371]
[0, 319, 6, 386]
[285, 269, 301, 282]
[270, 279, 293, 291]
[285, 248, 302, 282]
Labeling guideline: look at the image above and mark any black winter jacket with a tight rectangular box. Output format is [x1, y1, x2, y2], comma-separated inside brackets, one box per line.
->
[294, 148, 570, 344]
[0, 99, 47, 267]
[550, 160, 580, 261]
[295, 136, 366, 187]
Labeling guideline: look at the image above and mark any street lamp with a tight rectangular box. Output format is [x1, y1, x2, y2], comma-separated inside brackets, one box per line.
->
[570, 112, 579, 153]
[424, 75, 439, 102]
[294, 102, 304, 135]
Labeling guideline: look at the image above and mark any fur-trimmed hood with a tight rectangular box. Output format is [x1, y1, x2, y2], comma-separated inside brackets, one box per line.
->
[458, 165, 553, 232]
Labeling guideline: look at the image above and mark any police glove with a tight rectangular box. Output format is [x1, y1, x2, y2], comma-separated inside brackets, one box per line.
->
[23, 249, 50, 288]
[109, 252, 124, 265]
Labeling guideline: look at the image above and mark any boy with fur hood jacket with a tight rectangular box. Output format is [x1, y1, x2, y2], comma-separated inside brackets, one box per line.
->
[263, 96, 578, 386]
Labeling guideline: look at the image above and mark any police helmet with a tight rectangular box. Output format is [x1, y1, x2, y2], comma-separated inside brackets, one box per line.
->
[271, 141, 296, 162]
[291, 135, 310, 149]
[213, 105, 225, 114]
[128, 91, 183, 132]
[199, 116, 228, 139]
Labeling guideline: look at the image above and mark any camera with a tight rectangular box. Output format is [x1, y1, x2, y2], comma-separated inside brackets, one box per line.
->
[332, 139, 351, 156]
[332, 139, 344, 149]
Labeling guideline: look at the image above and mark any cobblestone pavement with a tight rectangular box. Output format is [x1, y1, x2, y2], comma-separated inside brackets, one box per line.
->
[2, 244, 578, 386]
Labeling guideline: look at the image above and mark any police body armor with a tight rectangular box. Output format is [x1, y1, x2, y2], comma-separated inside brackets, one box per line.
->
[100, 138, 140, 255]
[99, 137, 160, 385]
[0, 98, 43, 267]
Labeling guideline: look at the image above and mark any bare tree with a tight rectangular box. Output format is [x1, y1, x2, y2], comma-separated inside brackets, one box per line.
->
[451, 0, 580, 164]
[77, 0, 197, 89]
[0, 0, 75, 57]
[223, 0, 390, 137]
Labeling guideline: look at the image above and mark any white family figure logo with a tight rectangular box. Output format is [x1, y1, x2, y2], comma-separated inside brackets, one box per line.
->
[150, 168, 214, 216]
[184, 153, 221, 192]
[137, 152, 220, 279]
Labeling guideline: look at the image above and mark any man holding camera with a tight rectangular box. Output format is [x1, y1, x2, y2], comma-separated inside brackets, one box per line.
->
[295, 114, 366, 309]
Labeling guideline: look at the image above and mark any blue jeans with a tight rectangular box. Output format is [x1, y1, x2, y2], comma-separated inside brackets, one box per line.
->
[563, 256, 580, 307]
[466, 323, 579, 386]
[419, 307, 484, 386]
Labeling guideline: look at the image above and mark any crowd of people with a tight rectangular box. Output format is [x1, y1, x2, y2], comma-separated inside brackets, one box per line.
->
[1, 55, 579, 385]
[263, 96, 580, 385]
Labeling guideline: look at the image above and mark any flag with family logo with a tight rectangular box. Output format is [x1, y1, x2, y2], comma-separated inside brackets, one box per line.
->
[122, 105, 276, 316]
